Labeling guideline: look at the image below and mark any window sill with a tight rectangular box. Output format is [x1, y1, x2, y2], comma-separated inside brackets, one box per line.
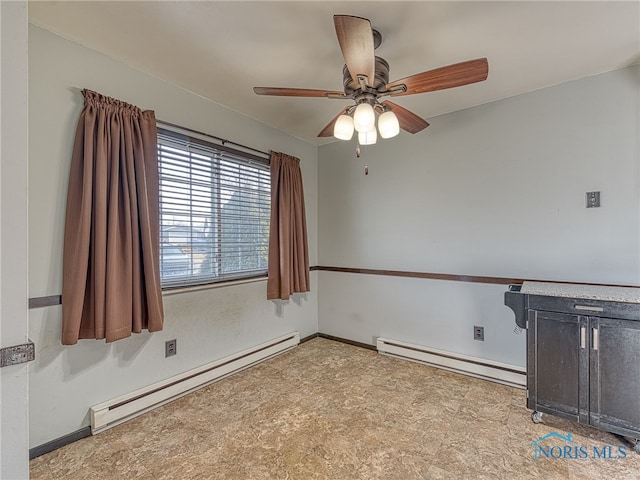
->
[162, 275, 267, 297]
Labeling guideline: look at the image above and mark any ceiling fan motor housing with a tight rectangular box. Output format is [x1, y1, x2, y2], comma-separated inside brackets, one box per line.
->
[342, 56, 390, 94]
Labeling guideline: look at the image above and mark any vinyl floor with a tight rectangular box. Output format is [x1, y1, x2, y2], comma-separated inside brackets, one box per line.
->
[30, 337, 640, 479]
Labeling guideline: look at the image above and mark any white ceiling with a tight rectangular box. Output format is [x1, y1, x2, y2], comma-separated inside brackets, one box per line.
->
[29, 1, 640, 146]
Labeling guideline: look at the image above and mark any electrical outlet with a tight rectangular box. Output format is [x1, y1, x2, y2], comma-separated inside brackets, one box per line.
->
[165, 339, 177, 357]
[474, 326, 485, 341]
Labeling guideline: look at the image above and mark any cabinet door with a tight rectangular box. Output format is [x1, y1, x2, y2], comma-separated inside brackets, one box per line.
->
[590, 317, 640, 437]
[528, 310, 589, 423]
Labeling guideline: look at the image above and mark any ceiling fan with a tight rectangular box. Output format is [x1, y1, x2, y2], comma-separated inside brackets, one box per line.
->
[254, 15, 488, 145]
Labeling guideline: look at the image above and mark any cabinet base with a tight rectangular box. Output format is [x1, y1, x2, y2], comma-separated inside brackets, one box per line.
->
[529, 409, 640, 454]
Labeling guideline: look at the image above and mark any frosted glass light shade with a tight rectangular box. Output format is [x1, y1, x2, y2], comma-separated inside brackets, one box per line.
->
[333, 114, 354, 140]
[358, 127, 377, 145]
[353, 103, 375, 132]
[378, 111, 400, 139]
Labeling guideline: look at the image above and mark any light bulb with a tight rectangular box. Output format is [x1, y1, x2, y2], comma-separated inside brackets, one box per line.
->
[358, 127, 377, 145]
[333, 114, 354, 140]
[353, 103, 375, 132]
[378, 110, 400, 139]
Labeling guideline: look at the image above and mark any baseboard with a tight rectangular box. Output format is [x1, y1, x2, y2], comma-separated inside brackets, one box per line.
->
[301, 332, 376, 351]
[317, 333, 376, 351]
[299, 332, 320, 343]
[29, 427, 91, 459]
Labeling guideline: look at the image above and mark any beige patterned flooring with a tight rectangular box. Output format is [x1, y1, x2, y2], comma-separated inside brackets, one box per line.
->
[30, 337, 640, 479]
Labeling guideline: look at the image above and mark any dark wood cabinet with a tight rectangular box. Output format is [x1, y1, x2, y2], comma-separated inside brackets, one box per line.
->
[506, 284, 640, 451]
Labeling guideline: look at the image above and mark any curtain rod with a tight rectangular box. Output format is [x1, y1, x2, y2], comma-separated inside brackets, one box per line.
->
[156, 120, 271, 158]
[69, 87, 271, 158]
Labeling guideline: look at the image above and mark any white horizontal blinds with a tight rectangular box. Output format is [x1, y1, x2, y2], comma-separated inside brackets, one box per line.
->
[157, 129, 270, 288]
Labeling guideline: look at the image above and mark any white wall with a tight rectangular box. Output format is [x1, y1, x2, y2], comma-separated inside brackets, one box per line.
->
[28, 25, 318, 448]
[318, 65, 640, 366]
[0, 1, 30, 477]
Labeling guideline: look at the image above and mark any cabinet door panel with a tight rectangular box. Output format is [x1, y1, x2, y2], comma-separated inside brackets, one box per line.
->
[590, 317, 640, 436]
[529, 310, 587, 421]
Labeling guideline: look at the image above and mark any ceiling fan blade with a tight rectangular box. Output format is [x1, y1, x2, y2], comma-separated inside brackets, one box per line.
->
[381, 101, 429, 134]
[334, 15, 376, 87]
[253, 87, 347, 98]
[386, 58, 488, 96]
[317, 107, 351, 137]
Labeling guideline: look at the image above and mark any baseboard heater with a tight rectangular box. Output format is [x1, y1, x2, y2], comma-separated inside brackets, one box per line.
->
[376, 337, 526, 388]
[90, 331, 300, 434]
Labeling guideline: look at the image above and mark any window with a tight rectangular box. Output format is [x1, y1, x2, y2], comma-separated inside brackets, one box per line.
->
[157, 128, 270, 289]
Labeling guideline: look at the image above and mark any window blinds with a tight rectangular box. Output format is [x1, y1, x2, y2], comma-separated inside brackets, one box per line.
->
[157, 129, 270, 289]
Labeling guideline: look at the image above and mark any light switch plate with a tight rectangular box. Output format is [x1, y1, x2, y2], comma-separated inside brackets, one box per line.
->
[586, 191, 600, 208]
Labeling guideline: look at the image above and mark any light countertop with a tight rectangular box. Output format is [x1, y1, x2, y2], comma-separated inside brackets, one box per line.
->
[521, 281, 640, 304]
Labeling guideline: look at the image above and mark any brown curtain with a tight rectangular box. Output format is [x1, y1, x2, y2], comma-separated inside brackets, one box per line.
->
[267, 152, 310, 300]
[62, 90, 164, 344]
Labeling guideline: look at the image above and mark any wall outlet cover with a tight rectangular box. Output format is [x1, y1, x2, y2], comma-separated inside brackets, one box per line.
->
[165, 339, 177, 357]
[474, 326, 485, 341]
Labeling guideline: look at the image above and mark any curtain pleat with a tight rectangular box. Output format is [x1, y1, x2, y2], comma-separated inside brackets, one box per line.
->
[62, 90, 164, 344]
[267, 152, 310, 300]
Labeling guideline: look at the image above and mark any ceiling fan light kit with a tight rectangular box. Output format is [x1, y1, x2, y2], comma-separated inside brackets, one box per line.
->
[334, 98, 400, 144]
[254, 14, 489, 150]
[333, 106, 399, 144]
